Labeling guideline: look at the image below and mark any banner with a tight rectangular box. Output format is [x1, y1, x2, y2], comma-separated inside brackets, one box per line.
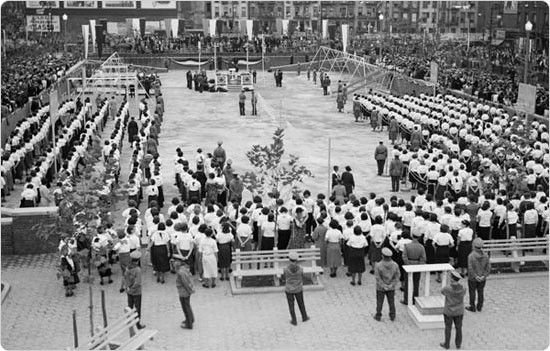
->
[171, 18, 178, 38]
[164, 19, 172, 38]
[282, 19, 289, 35]
[82, 25, 89, 59]
[49, 91, 59, 124]
[246, 19, 253, 38]
[322, 19, 328, 39]
[89, 19, 96, 53]
[430, 61, 438, 84]
[209, 19, 216, 37]
[517, 83, 536, 114]
[26, 15, 61, 32]
[342, 24, 349, 53]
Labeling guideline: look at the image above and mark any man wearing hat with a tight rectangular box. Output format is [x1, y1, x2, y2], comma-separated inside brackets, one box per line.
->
[440, 271, 466, 350]
[284, 251, 309, 326]
[374, 247, 399, 321]
[173, 254, 195, 329]
[125, 250, 146, 329]
[401, 231, 426, 305]
[341, 166, 355, 197]
[229, 173, 244, 205]
[466, 238, 490, 313]
[213, 141, 226, 169]
[374, 141, 388, 176]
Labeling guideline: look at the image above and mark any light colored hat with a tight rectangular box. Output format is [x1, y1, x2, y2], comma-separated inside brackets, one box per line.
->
[289, 251, 299, 261]
[450, 270, 462, 281]
[473, 238, 484, 249]
[381, 247, 393, 257]
[130, 251, 141, 260]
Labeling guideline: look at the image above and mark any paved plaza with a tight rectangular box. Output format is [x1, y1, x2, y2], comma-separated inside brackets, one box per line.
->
[1, 71, 549, 350]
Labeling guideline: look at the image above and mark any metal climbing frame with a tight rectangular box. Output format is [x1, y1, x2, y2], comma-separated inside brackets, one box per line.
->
[309, 46, 395, 94]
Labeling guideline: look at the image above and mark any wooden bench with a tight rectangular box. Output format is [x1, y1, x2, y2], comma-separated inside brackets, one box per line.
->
[482, 236, 549, 272]
[76, 307, 157, 350]
[232, 245, 323, 288]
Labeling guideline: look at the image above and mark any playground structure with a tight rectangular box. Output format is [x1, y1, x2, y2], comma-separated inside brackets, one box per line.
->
[309, 46, 436, 97]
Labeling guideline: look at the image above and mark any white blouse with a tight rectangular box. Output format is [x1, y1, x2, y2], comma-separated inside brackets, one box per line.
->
[347, 234, 368, 248]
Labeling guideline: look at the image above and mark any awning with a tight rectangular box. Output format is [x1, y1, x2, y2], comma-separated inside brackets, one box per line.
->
[490, 39, 505, 46]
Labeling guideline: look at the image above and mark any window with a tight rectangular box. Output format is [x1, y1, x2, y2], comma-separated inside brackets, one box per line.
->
[277, 6, 282, 17]
[423, 2, 429, 8]
[412, 1, 418, 8]
[241, 7, 246, 17]
[412, 13, 417, 22]
[250, 7, 256, 17]
[313, 6, 318, 16]
[329, 7, 334, 17]
[451, 27, 456, 33]
[340, 7, 346, 16]
[321, 7, 327, 17]
[533, 14, 537, 25]
[432, 1, 437, 8]
[393, 12, 399, 19]
[357, 6, 363, 16]
[545, 13, 548, 25]
[215, 6, 220, 17]
[305, 6, 309, 16]
[403, 12, 408, 20]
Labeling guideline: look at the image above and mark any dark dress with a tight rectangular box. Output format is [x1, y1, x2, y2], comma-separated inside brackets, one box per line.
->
[347, 246, 366, 273]
[217, 242, 232, 268]
[61, 256, 80, 286]
[434, 244, 450, 264]
[457, 241, 472, 268]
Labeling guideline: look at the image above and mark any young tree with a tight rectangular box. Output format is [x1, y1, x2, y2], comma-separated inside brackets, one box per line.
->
[242, 128, 313, 202]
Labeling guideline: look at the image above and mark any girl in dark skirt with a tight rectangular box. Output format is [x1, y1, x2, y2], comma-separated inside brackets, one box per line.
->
[433, 224, 454, 283]
[456, 220, 473, 276]
[217, 222, 234, 281]
[424, 213, 439, 264]
[59, 245, 80, 297]
[148, 223, 171, 284]
[346, 226, 368, 285]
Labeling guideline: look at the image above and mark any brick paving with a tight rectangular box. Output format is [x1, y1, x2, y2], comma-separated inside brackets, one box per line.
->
[1, 252, 548, 350]
[2, 71, 549, 350]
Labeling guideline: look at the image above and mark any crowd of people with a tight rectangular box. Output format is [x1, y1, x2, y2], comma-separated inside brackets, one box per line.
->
[1, 47, 81, 116]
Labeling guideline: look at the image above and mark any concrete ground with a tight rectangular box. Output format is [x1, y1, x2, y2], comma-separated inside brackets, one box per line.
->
[1, 71, 548, 350]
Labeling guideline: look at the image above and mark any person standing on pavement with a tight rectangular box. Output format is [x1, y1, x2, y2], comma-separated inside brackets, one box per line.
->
[125, 250, 146, 329]
[401, 231, 426, 305]
[312, 68, 317, 84]
[389, 155, 404, 192]
[109, 96, 117, 120]
[440, 271, 466, 350]
[251, 91, 258, 116]
[466, 238, 490, 313]
[173, 254, 195, 330]
[341, 166, 355, 197]
[284, 251, 310, 326]
[127, 117, 139, 143]
[374, 247, 399, 321]
[374, 141, 388, 176]
[239, 89, 246, 116]
[213, 141, 226, 169]
[388, 116, 399, 144]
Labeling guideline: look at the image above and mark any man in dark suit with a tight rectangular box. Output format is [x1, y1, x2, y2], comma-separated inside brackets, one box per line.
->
[331, 165, 340, 189]
[389, 155, 404, 192]
[127, 117, 139, 143]
[401, 232, 426, 305]
[186, 70, 193, 89]
[341, 165, 355, 197]
[374, 141, 388, 176]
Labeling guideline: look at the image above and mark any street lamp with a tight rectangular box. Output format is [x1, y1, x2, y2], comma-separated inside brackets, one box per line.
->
[524, 20, 533, 84]
[378, 13, 384, 62]
[62, 13, 68, 52]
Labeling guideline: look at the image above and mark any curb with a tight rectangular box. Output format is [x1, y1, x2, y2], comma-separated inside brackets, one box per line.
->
[487, 271, 549, 280]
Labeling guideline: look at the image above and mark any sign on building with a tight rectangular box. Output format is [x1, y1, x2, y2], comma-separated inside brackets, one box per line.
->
[516, 83, 536, 114]
[26, 15, 61, 32]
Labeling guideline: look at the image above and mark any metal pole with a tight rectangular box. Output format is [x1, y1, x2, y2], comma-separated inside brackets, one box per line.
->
[327, 138, 331, 197]
[89, 285, 94, 337]
[524, 32, 530, 84]
[214, 43, 217, 71]
[72, 310, 79, 348]
[101, 290, 108, 328]
[246, 47, 249, 72]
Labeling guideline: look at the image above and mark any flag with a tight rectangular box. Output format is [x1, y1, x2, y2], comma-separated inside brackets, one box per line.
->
[89, 19, 96, 53]
[82, 25, 89, 59]
[209, 19, 216, 37]
[164, 19, 172, 38]
[246, 20, 253, 38]
[171, 19, 178, 38]
[282, 19, 289, 36]
[342, 24, 348, 53]
[322, 20, 328, 39]
[198, 40, 201, 51]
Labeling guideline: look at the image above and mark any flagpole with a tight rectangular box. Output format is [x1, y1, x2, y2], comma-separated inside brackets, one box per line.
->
[262, 34, 265, 87]
[246, 46, 249, 72]
[198, 40, 201, 71]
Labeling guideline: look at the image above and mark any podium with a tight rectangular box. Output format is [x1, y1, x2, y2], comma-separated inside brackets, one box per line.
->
[402, 263, 455, 329]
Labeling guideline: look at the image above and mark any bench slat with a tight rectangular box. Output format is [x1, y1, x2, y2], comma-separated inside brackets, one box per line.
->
[77, 313, 139, 350]
[116, 329, 157, 350]
[490, 256, 549, 263]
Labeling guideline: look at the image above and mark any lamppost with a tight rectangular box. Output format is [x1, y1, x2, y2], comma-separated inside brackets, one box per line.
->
[378, 13, 383, 62]
[62, 13, 67, 52]
[524, 20, 533, 84]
